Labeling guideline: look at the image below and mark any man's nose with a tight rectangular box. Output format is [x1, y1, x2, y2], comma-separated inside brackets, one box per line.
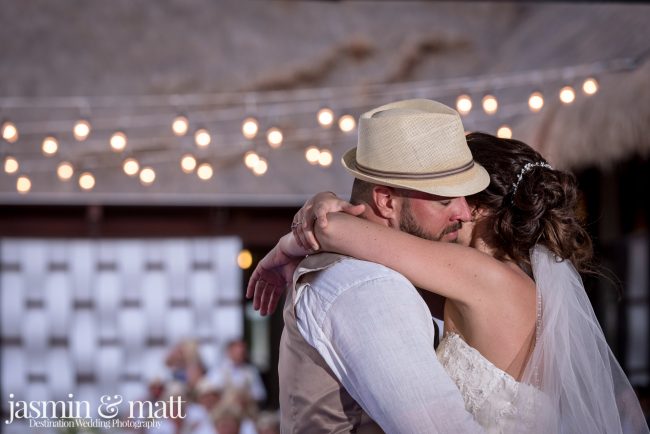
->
[451, 197, 472, 222]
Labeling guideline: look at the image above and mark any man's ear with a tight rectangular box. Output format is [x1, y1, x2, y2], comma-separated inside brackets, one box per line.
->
[371, 186, 401, 220]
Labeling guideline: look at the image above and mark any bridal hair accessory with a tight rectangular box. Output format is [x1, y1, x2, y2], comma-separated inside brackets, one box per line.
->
[511, 161, 553, 197]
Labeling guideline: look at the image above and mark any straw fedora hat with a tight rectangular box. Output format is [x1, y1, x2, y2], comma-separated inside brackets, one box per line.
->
[342, 99, 490, 197]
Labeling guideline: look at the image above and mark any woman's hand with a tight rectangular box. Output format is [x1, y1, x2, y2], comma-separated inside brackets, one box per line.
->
[292, 191, 366, 251]
[246, 234, 307, 316]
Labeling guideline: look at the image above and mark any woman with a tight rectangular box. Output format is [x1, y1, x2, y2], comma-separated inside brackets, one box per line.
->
[248, 133, 648, 433]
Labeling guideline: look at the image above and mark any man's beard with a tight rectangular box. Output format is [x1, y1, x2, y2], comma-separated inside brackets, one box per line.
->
[399, 200, 462, 243]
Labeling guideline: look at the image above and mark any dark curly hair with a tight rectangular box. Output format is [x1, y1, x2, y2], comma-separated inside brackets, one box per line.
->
[466, 132, 593, 273]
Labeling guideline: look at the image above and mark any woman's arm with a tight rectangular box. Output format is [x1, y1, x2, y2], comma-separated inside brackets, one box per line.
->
[245, 233, 308, 315]
[315, 213, 522, 306]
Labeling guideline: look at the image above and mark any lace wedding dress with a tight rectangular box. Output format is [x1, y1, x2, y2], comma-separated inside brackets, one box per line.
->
[434, 245, 648, 434]
[436, 333, 554, 433]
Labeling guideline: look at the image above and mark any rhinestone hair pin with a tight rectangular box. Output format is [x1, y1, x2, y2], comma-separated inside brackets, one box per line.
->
[511, 161, 553, 198]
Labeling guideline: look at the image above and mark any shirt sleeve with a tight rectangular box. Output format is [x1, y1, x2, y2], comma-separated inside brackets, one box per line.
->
[296, 274, 484, 434]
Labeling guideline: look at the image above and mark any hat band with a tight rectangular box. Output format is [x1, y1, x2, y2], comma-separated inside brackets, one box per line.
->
[354, 159, 475, 180]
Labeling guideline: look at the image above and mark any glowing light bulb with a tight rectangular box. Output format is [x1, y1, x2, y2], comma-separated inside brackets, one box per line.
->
[180, 154, 197, 173]
[4, 156, 19, 174]
[123, 158, 139, 176]
[528, 92, 544, 112]
[73, 120, 91, 141]
[305, 146, 320, 165]
[194, 128, 211, 148]
[244, 151, 259, 169]
[482, 95, 498, 115]
[317, 108, 334, 127]
[242, 117, 259, 140]
[197, 163, 213, 180]
[266, 127, 283, 148]
[456, 95, 472, 115]
[110, 131, 127, 152]
[497, 125, 513, 139]
[338, 115, 356, 133]
[237, 249, 253, 270]
[559, 86, 576, 104]
[253, 158, 268, 176]
[79, 172, 95, 190]
[41, 136, 59, 156]
[172, 115, 189, 136]
[318, 149, 333, 167]
[16, 176, 31, 194]
[582, 78, 598, 95]
[57, 162, 74, 180]
[2, 121, 18, 143]
[139, 167, 156, 185]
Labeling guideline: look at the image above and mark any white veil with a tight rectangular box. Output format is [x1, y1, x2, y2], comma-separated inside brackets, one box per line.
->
[522, 245, 649, 433]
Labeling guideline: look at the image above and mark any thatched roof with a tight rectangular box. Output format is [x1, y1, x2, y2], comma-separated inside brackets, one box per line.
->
[0, 1, 649, 205]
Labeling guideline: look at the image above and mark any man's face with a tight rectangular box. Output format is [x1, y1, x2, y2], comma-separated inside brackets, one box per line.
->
[397, 190, 472, 245]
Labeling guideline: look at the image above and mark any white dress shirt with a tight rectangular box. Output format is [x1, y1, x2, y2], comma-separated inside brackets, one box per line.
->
[295, 257, 483, 434]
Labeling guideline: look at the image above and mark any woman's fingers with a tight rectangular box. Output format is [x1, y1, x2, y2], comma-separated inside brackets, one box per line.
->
[259, 282, 273, 316]
[343, 203, 366, 216]
[253, 279, 266, 310]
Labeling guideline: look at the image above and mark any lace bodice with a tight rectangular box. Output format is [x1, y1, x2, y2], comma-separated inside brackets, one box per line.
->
[436, 333, 555, 433]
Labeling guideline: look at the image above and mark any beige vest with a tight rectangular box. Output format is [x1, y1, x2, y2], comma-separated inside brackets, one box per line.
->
[278, 253, 384, 434]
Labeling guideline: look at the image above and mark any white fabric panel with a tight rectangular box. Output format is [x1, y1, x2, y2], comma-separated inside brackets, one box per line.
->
[0, 238, 21, 262]
[70, 240, 94, 303]
[191, 271, 216, 339]
[214, 237, 242, 302]
[142, 272, 169, 340]
[25, 382, 50, 403]
[95, 271, 121, 340]
[117, 240, 143, 303]
[214, 306, 243, 342]
[142, 348, 169, 382]
[164, 239, 190, 300]
[70, 311, 97, 376]
[1, 273, 24, 338]
[166, 307, 194, 345]
[120, 381, 147, 404]
[1, 349, 26, 404]
[21, 240, 47, 299]
[43, 273, 72, 339]
[23, 310, 49, 375]
[48, 349, 74, 399]
[95, 347, 123, 394]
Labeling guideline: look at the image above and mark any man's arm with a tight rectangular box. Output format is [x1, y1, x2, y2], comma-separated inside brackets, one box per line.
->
[296, 271, 483, 434]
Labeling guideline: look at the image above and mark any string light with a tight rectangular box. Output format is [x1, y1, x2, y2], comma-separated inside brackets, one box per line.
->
[2, 121, 19, 142]
[305, 146, 320, 165]
[582, 77, 599, 95]
[172, 115, 189, 136]
[41, 136, 59, 156]
[242, 117, 259, 140]
[16, 176, 31, 194]
[4, 156, 19, 174]
[79, 172, 95, 190]
[180, 154, 197, 173]
[528, 92, 544, 112]
[482, 95, 498, 115]
[266, 127, 283, 148]
[456, 95, 472, 115]
[317, 108, 334, 128]
[123, 158, 140, 176]
[110, 131, 127, 152]
[237, 249, 253, 270]
[197, 163, 213, 180]
[497, 125, 513, 139]
[73, 120, 91, 141]
[139, 167, 156, 185]
[57, 162, 74, 180]
[194, 128, 211, 148]
[252, 158, 268, 176]
[244, 151, 260, 169]
[559, 86, 576, 104]
[318, 149, 333, 167]
[338, 115, 356, 133]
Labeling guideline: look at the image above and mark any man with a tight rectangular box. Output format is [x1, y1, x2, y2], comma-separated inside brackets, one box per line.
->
[249, 99, 489, 433]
